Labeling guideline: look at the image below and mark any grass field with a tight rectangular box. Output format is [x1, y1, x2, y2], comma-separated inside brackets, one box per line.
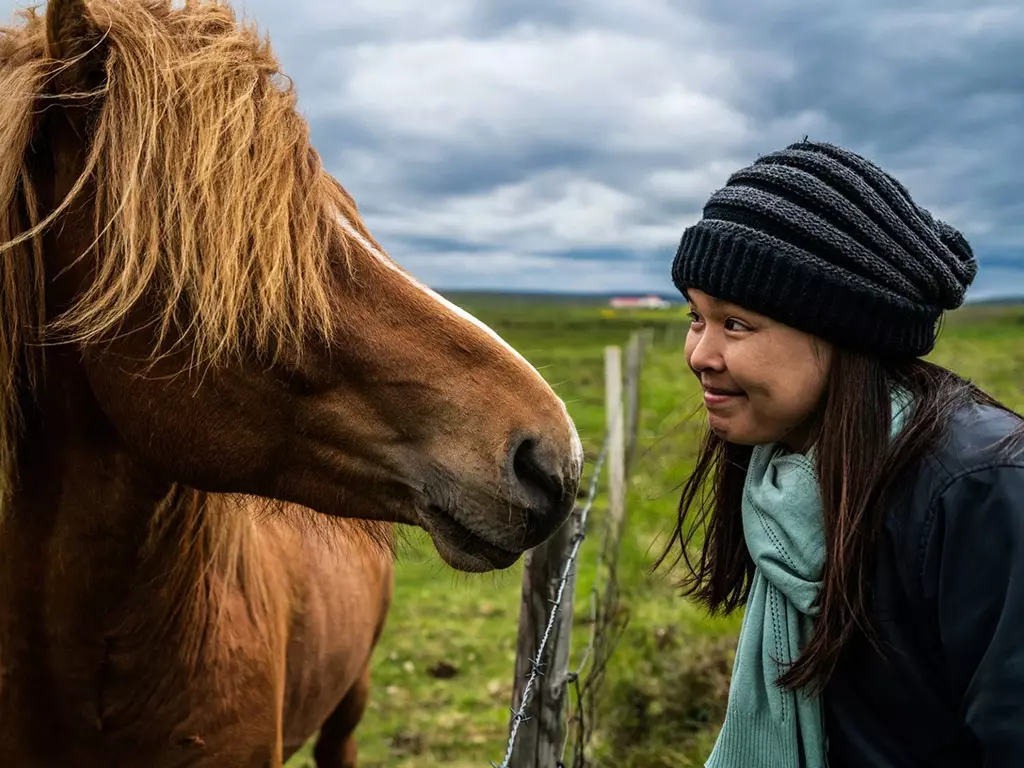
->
[285, 296, 1024, 768]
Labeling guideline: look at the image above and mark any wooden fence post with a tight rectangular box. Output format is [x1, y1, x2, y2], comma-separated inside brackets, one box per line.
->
[604, 345, 627, 552]
[508, 508, 580, 768]
[623, 333, 644, 470]
[662, 321, 681, 347]
[506, 344, 629, 767]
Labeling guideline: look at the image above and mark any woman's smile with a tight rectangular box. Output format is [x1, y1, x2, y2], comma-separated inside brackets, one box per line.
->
[702, 383, 746, 408]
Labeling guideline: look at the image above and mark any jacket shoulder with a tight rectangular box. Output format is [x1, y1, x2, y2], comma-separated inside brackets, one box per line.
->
[884, 401, 1024, 587]
[921, 400, 1024, 483]
[909, 409, 1024, 754]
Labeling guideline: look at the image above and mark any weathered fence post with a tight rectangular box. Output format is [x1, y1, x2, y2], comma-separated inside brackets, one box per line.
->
[605, 345, 626, 540]
[662, 321, 681, 347]
[623, 332, 644, 469]
[505, 344, 631, 767]
[508, 506, 579, 768]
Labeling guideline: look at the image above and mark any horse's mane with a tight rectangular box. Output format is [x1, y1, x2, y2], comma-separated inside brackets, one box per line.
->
[0, 1, 391, 552]
[141, 489, 394, 648]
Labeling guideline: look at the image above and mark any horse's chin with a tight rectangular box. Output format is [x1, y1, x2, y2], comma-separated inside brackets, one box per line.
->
[417, 504, 523, 573]
[433, 539, 520, 573]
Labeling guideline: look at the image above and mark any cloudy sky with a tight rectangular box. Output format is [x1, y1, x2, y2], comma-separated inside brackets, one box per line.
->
[5, 0, 1023, 299]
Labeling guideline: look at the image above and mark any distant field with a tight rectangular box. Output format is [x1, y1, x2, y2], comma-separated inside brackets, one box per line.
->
[285, 298, 1024, 768]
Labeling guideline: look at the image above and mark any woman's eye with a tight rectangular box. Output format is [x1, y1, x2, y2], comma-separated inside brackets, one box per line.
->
[687, 311, 703, 324]
[725, 318, 750, 331]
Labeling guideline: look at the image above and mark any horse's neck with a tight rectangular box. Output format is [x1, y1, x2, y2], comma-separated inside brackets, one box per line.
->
[1, 358, 268, 648]
[0, 373, 295, 755]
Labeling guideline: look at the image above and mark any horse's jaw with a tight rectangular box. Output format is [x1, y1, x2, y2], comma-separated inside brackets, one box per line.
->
[417, 503, 524, 573]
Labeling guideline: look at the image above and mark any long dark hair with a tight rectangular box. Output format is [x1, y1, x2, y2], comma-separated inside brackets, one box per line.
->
[656, 349, 1024, 691]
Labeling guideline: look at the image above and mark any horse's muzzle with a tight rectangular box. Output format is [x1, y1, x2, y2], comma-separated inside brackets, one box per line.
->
[503, 432, 580, 544]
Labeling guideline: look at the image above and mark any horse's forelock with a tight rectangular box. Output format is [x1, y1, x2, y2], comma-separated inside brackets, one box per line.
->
[37, 0, 367, 365]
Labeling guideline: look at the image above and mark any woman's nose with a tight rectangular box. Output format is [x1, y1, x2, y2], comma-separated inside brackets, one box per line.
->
[687, 327, 726, 373]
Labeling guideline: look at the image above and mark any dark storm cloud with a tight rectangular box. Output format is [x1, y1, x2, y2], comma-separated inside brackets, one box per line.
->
[2, 0, 1020, 295]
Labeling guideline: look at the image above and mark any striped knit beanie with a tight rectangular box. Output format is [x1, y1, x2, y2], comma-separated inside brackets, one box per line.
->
[670, 140, 978, 358]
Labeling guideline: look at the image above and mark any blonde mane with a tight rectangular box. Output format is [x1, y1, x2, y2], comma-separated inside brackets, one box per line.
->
[0, 0, 388, 505]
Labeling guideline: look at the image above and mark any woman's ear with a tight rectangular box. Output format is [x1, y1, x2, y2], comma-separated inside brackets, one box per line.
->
[810, 336, 833, 371]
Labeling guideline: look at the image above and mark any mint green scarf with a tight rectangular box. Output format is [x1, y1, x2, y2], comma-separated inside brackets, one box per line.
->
[706, 388, 912, 768]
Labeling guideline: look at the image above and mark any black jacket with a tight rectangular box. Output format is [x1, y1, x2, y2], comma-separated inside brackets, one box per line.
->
[825, 400, 1024, 766]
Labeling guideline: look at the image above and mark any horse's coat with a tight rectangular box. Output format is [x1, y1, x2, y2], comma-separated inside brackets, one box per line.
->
[0, 1, 583, 765]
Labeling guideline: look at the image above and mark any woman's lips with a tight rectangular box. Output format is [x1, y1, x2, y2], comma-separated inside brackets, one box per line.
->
[702, 385, 745, 408]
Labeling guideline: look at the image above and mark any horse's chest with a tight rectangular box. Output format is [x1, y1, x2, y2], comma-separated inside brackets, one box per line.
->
[101, 584, 290, 740]
[1, 585, 286, 766]
[280, 619, 369, 743]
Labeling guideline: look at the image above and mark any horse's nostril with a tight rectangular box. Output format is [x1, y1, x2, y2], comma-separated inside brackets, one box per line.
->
[510, 436, 565, 513]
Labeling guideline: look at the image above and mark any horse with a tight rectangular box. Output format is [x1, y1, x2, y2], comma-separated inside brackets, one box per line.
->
[0, 1, 584, 766]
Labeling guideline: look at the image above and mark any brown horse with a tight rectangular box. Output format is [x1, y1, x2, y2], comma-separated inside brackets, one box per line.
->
[0, 1, 583, 766]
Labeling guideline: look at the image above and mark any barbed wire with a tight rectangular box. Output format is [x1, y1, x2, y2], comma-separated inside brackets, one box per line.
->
[567, 531, 630, 767]
[490, 419, 615, 768]
[560, 446, 632, 768]
[558, 579, 599, 764]
[558, 474, 627, 767]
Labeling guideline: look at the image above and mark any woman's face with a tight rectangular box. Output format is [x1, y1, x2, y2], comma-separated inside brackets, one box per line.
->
[684, 289, 832, 450]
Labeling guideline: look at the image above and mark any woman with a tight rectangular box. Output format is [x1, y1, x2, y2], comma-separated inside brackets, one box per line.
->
[660, 139, 1024, 767]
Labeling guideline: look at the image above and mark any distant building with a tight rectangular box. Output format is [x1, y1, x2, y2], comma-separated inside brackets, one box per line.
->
[609, 294, 671, 309]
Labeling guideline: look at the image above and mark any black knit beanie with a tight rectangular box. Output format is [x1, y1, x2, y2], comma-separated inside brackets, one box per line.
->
[670, 140, 978, 358]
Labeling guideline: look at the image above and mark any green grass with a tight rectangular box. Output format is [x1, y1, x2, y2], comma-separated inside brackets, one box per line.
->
[285, 298, 1024, 768]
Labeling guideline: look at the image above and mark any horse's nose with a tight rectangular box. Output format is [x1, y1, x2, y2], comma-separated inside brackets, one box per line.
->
[506, 434, 576, 539]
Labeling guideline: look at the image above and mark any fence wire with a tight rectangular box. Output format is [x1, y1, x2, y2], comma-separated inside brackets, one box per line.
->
[561, 487, 630, 768]
[490, 422, 615, 768]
